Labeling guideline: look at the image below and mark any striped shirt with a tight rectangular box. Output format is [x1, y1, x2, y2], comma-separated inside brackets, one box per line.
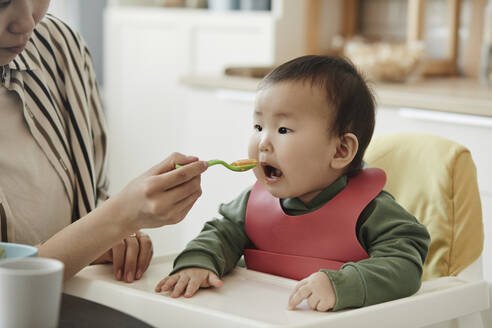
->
[0, 15, 108, 243]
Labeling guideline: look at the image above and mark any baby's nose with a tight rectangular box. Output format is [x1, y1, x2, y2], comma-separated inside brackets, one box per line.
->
[259, 140, 272, 152]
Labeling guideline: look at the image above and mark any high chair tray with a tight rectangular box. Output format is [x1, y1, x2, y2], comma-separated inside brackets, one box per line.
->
[64, 254, 489, 328]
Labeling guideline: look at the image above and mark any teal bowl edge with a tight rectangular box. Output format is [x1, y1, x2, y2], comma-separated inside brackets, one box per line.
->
[0, 242, 38, 259]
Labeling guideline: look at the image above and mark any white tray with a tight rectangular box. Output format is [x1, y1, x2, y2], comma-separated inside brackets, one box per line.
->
[64, 254, 489, 328]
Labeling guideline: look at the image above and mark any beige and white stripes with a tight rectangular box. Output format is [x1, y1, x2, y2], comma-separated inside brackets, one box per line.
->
[0, 15, 108, 242]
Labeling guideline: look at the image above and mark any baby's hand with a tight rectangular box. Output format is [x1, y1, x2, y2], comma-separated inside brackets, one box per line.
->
[155, 268, 223, 298]
[287, 272, 336, 312]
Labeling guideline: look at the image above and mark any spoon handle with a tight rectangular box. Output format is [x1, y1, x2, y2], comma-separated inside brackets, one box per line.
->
[175, 159, 256, 172]
[208, 159, 229, 167]
[175, 160, 227, 169]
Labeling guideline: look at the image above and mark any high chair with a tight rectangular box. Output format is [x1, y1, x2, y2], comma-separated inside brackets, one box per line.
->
[364, 132, 490, 328]
[63, 133, 490, 327]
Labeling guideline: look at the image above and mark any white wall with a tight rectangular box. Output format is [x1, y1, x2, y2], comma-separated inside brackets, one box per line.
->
[48, 0, 106, 86]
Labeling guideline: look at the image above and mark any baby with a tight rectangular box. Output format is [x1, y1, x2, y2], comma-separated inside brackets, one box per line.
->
[155, 55, 430, 312]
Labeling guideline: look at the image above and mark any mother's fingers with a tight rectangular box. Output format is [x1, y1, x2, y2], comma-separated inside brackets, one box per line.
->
[147, 153, 200, 176]
[146, 160, 208, 195]
[112, 240, 126, 281]
[135, 232, 153, 280]
[166, 174, 202, 206]
[149, 176, 202, 217]
[164, 189, 203, 225]
[123, 235, 140, 283]
[147, 153, 196, 176]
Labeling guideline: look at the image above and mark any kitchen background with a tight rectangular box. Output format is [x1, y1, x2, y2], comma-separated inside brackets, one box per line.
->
[48, 0, 492, 286]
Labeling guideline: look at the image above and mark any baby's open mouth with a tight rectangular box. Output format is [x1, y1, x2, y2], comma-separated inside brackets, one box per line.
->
[262, 163, 283, 179]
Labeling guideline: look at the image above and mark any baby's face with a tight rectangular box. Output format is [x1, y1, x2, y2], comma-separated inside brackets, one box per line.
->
[248, 81, 341, 203]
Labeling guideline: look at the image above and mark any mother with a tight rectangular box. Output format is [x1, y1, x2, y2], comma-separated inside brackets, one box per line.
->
[0, 0, 207, 281]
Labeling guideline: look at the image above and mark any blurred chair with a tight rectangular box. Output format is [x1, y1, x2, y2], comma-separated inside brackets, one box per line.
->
[364, 133, 490, 327]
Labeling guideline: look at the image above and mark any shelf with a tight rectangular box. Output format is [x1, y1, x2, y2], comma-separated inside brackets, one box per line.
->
[108, 0, 272, 14]
[180, 75, 492, 117]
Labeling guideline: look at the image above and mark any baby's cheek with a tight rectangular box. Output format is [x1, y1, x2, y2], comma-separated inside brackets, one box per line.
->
[247, 141, 258, 158]
[252, 166, 263, 182]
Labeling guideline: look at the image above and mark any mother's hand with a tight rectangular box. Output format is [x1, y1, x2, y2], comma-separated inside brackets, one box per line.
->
[92, 231, 153, 282]
[111, 153, 208, 231]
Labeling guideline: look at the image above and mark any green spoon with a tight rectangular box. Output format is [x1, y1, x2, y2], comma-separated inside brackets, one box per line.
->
[175, 159, 258, 172]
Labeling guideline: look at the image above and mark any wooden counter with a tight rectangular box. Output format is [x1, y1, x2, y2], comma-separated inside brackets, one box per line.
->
[181, 75, 492, 117]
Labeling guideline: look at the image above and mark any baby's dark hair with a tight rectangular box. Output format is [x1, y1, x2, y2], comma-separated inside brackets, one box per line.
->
[259, 55, 376, 175]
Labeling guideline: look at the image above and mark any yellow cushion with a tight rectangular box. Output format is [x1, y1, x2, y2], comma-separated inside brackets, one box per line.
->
[364, 133, 484, 280]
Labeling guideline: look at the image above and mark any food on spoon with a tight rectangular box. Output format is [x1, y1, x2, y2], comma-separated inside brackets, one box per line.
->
[231, 159, 258, 166]
[230, 159, 258, 171]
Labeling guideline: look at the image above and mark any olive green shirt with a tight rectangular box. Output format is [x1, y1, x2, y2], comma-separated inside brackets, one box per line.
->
[172, 175, 430, 311]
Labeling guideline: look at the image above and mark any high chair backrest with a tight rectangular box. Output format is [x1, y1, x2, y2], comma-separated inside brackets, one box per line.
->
[364, 133, 484, 280]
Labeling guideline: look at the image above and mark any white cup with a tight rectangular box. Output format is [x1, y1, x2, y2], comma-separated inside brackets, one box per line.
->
[0, 258, 64, 328]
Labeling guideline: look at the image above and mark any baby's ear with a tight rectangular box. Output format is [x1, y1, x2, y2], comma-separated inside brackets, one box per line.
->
[331, 133, 358, 170]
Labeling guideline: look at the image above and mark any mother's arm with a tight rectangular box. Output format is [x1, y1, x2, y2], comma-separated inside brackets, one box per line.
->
[38, 153, 208, 280]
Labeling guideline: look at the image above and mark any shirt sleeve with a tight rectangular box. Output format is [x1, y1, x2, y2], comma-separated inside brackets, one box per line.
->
[80, 38, 109, 203]
[171, 187, 253, 277]
[322, 191, 431, 311]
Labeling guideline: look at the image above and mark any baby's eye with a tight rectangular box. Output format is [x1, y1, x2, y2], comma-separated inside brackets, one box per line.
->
[254, 124, 263, 132]
[278, 127, 291, 134]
